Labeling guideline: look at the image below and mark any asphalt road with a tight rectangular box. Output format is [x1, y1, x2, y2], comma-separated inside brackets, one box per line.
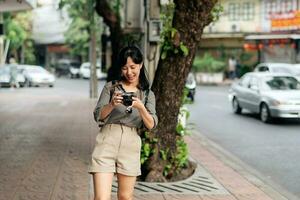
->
[187, 85, 300, 199]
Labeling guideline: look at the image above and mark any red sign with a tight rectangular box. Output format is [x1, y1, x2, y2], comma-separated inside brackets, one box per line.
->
[47, 45, 69, 53]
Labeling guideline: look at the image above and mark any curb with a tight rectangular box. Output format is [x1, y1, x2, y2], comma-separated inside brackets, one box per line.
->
[192, 130, 299, 200]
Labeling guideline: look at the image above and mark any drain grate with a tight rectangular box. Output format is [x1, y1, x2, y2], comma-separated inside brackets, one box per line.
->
[110, 164, 228, 195]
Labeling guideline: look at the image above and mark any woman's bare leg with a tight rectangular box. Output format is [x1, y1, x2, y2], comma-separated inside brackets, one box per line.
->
[117, 173, 136, 200]
[92, 172, 114, 200]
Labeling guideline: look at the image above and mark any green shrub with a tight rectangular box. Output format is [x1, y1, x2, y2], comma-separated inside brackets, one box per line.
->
[193, 53, 226, 73]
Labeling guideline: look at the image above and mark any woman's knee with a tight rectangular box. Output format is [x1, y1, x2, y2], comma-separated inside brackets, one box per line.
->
[94, 196, 110, 200]
[118, 192, 133, 200]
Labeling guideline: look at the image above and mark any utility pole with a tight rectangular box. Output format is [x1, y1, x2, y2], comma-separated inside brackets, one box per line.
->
[144, 0, 161, 84]
[0, 13, 4, 65]
[89, 0, 98, 98]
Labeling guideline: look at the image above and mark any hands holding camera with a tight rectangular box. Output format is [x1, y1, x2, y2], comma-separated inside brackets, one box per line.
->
[111, 91, 144, 111]
[111, 91, 123, 107]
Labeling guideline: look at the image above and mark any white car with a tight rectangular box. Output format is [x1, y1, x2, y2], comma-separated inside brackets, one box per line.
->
[291, 64, 300, 81]
[79, 62, 107, 80]
[254, 63, 300, 81]
[69, 63, 81, 78]
[0, 65, 26, 87]
[20, 65, 55, 87]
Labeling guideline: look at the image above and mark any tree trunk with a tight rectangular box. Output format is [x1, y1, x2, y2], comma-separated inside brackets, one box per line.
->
[145, 0, 218, 181]
[95, 0, 125, 81]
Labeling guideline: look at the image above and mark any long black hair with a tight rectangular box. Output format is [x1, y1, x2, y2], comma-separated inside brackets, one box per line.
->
[117, 45, 150, 91]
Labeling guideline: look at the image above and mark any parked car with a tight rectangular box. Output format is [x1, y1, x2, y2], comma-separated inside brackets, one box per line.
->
[228, 72, 300, 123]
[79, 62, 107, 80]
[69, 62, 81, 78]
[254, 63, 300, 82]
[291, 64, 300, 81]
[19, 65, 55, 87]
[254, 63, 293, 73]
[55, 59, 80, 78]
[0, 64, 26, 88]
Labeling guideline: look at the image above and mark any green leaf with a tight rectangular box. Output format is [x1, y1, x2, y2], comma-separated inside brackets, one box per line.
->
[152, 138, 158, 143]
[161, 51, 167, 60]
[160, 150, 167, 160]
[171, 28, 177, 38]
[180, 44, 189, 56]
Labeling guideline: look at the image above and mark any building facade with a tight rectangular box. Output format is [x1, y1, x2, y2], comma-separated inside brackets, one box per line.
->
[201, 0, 300, 67]
[0, 0, 37, 65]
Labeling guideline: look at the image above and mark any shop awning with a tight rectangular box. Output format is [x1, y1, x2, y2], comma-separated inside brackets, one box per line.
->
[202, 33, 245, 39]
[0, 0, 36, 12]
[245, 34, 300, 40]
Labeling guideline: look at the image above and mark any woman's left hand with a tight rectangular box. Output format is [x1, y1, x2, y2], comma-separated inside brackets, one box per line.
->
[131, 97, 144, 110]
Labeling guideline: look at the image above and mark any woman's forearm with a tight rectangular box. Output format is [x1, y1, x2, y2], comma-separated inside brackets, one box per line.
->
[138, 106, 155, 129]
[99, 103, 114, 120]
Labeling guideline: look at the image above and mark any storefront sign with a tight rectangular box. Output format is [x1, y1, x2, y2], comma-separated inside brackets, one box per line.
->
[271, 10, 300, 30]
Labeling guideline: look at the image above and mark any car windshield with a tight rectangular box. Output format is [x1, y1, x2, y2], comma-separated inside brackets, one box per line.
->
[261, 76, 300, 90]
[26, 68, 47, 74]
[71, 62, 80, 68]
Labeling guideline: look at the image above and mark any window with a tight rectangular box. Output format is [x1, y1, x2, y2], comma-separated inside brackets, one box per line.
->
[282, 0, 293, 12]
[262, 76, 300, 90]
[264, 0, 296, 19]
[243, 2, 255, 20]
[228, 3, 240, 21]
[258, 66, 269, 72]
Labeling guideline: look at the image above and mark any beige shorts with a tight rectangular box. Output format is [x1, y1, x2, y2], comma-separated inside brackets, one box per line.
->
[88, 124, 141, 176]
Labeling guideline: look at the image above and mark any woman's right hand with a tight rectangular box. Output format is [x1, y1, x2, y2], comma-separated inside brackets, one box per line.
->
[111, 91, 123, 107]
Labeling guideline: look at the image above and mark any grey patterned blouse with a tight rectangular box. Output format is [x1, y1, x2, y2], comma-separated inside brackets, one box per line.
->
[93, 81, 158, 130]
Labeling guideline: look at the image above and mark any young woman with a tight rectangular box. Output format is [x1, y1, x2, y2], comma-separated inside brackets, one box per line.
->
[88, 45, 158, 200]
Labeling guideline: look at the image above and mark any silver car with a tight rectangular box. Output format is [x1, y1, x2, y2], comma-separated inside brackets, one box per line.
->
[228, 72, 300, 123]
[19, 65, 55, 87]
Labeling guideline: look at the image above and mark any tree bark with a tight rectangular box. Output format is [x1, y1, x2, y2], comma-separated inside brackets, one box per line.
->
[95, 0, 125, 81]
[145, 0, 218, 181]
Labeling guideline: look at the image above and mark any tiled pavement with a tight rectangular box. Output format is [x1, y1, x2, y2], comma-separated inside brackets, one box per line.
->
[0, 91, 290, 200]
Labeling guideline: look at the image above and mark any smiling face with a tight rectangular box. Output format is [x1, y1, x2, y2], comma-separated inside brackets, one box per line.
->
[121, 57, 142, 85]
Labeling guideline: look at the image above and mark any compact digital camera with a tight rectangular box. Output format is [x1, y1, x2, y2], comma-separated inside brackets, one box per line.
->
[122, 92, 135, 107]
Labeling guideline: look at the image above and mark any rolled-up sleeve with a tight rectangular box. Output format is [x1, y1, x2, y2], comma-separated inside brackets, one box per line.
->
[145, 90, 158, 129]
[93, 83, 111, 123]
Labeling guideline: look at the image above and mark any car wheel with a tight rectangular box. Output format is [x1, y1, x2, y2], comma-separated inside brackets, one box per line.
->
[260, 103, 272, 123]
[232, 97, 242, 114]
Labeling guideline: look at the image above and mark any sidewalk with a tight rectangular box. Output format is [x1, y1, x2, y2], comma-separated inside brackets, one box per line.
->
[0, 92, 292, 200]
